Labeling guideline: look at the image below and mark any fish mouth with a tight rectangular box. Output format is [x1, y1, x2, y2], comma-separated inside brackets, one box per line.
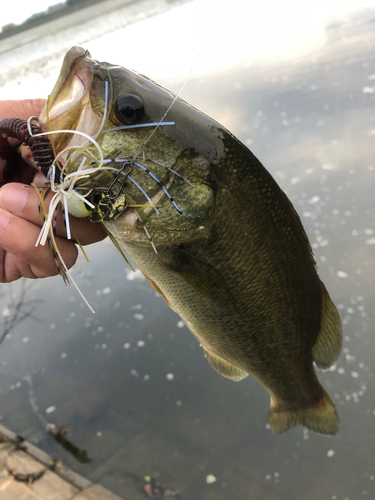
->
[39, 46, 102, 161]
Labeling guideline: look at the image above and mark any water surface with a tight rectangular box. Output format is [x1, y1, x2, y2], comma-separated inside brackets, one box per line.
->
[0, 1, 374, 499]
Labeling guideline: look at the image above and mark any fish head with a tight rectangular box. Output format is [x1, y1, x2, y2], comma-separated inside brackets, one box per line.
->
[39, 46, 223, 243]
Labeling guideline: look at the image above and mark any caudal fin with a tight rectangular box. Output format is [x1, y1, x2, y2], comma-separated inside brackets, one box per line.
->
[268, 390, 339, 435]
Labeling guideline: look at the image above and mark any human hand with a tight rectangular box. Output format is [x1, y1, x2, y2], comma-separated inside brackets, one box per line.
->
[0, 99, 107, 282]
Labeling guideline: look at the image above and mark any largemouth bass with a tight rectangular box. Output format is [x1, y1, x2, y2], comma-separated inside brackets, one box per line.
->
[39, 47, 342, 435]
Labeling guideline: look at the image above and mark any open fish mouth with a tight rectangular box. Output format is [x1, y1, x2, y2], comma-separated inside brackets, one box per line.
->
[39, 47, 102, 158]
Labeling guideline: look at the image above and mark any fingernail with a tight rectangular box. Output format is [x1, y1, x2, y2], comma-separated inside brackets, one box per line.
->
[0, 187, 28, 215]
[0, 210, 10, 231]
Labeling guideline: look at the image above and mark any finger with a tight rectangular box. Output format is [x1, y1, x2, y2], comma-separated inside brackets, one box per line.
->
[0, 182, 107, 245]
[0, 208, 78, 282]
[0, 99, 46, 120]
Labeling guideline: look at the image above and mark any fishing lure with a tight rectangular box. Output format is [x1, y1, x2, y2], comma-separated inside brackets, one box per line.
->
[0, 117, 54, 175]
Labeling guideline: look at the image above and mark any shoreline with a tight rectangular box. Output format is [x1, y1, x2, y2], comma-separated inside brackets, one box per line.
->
[0, 0, 107, 41]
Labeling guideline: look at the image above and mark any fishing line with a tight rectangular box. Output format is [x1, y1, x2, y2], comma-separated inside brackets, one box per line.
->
[135, 39, 211, 154]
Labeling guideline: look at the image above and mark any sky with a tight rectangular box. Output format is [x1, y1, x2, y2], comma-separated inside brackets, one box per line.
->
[2, 0, 64, 27]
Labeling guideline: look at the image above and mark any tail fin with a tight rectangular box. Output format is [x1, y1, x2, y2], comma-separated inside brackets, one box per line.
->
[268, 390, 339, 435]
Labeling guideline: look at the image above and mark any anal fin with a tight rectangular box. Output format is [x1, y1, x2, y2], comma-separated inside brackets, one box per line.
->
[203, 347, 248, 381]
[312, 281, 342, 370]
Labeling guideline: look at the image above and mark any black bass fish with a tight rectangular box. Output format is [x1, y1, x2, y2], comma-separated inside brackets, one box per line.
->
[39, 47, 342, 435]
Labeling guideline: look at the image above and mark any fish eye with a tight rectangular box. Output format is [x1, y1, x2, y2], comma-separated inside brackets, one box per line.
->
[115, 94, 144, 124]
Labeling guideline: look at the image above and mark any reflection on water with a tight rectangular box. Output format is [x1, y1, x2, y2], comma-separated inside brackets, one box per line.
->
[0, 1, 375, 499]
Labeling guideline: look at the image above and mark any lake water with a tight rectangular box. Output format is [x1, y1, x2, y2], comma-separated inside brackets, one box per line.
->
[0, 0, 375, 499]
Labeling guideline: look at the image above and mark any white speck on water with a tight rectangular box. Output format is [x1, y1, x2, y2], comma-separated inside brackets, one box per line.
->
[176, 400, 182, 406]
[134, 313, 144, 320]
[61, 353, 67, 359]
[337, 271, 348, 278]
[126, 269, 145, 281]
[366, 238, 375, 245]
[327, 450, 335, 458]
[368, 129, 375, 136]
[274, 472, 280, 478]
[364, 229, 374, 235]
[1, 307, 10, 317]
[69, 312, 76, 318]
[308, 196, 320, 204]
[166, 373, 174, 381]
[144, 374, 150, 381]
[347, 308, 354, 314]
[177, 321, 185, 328]
[131, 304, 143, 310]
[362, 86, 375, 93]
[45, 406, 56, 414]
[22, 337, 29, 343]
[97, 326, 103, 332]
[123, 343, 130, 349]
[329, 364, 337, 372]
[131, 369, 139, 377]
[101, 344, 107, 349]
[291, 177, 300, 185]
[137, 341, 145, 347]
[351, 372, 359, 379]
[322, 163, 333, 170]
[305, 168, 314, 174]
[102, 287, 111, 294]
[281, 119, 289, 126]
[206, 475, 217, 484]
[338, 368, 345, 374]
[245, 138, 253, 145]
[265, 474, 271, 480]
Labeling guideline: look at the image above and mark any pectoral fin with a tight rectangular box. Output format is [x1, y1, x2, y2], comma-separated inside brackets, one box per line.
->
[167, 248, 231, 304]
[203, 347, 248, 381]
